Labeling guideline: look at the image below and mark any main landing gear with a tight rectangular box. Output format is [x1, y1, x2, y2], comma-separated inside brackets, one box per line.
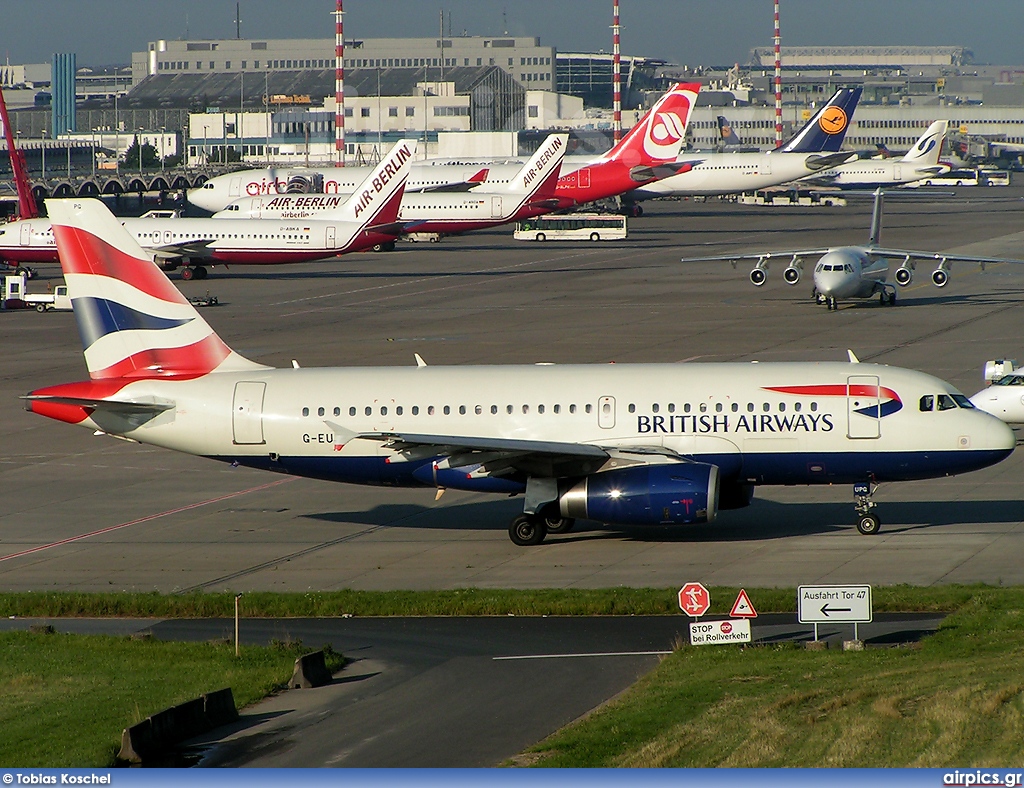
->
[878, 285, 897, 306]
[508, 509, 575, 546]
[853, 481, 881, 535]
[180, 265, 208, 281]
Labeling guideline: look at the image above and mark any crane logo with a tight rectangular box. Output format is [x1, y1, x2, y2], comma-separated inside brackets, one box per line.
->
[763, 384, 903, 418]
[818, 106, 848, 135]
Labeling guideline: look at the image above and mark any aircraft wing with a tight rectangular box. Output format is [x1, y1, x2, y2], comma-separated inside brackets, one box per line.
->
[866, 247, 1024, 266]
[360, 431, 612, 477]
[679, 249, 831, 264]
[148, 239, 215, 259]
[409, 168, 490, 193]
[628, 160, 700, 183]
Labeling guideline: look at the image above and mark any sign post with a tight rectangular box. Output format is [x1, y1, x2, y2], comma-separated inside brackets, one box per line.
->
[797, 584, 872, 643]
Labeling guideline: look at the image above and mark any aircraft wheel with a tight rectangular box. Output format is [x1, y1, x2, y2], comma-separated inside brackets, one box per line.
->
[509, 515, 547, 546]
[888, 290, 897, 306]
[194, 265, 208, 280]
[180, 267, 195, 281]
[543, 515, 575, 535]
[856, 513, 881, 536]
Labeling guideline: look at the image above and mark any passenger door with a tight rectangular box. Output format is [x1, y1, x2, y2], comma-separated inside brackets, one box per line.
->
[847, 375, 881, 439]
[232, 381, 266, 445]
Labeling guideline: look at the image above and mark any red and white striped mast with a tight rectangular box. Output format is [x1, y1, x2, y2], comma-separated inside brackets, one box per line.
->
[774, 0, 783, 147]
[612, 0, 622, 144]
[333, 0, 345, 166]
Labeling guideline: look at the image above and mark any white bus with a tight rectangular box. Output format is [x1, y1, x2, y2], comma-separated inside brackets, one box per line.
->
[514, 214, 628, 241]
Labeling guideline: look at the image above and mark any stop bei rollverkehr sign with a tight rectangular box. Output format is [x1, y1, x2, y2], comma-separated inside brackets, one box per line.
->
[678, 582, 711, 617]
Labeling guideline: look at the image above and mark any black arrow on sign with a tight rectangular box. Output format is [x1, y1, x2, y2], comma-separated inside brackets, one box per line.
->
[820, 604, 852, 616]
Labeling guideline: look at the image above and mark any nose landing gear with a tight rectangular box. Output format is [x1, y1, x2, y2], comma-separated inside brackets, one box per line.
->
[854, 481, 881, 535]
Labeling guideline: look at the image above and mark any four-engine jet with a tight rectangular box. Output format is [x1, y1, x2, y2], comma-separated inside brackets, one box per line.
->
[680, 189, 1024, 310]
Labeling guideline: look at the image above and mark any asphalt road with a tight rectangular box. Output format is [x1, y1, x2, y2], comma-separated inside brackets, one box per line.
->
[0, 612, 944, 766]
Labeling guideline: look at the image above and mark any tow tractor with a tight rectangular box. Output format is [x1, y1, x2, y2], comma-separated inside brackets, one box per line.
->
[2, 273, 72, 311]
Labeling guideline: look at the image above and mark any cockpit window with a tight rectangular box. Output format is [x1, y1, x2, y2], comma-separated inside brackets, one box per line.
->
[993, 375, 1024, 386]
[919, 395, 934, 412]
[845, 264, 854, 273]
[937, 394, 957, 411]
[952, 394, 974, 409]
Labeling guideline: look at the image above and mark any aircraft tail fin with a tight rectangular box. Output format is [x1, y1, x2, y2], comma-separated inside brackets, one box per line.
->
[0, 85, 39, 220]
[717, 116, 743, 146]
[900, 121, 948, 165]
[868, 188, 884, 247]
[335, 138, 417, 227]
[44, 198, 268, 381]
[780, 87, 862, 153]
[599, 82, 700, 166]
[506, 133, 569, 197]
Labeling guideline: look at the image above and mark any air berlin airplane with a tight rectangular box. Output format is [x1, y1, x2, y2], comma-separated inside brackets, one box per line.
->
[26, 199, 1015, 545]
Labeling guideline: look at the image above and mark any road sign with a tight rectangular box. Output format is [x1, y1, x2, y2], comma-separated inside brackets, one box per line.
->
[689, 619, 751, 646]
[678, 582, 711, 617]
[730, 589, 757, 618]
[798, 585, 872, 623]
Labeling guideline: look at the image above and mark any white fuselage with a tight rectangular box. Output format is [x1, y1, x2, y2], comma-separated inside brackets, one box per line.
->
[971, 373, 1024, 423]
[189, 157, 594, 214]
[630, 151, 835, 198]
[804, 159, 950, 189]
[66, 362, 1013, 492]
[812, 248, 891, 300]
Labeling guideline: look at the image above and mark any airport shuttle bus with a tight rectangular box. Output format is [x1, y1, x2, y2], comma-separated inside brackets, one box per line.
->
[514, 214, 628, 242]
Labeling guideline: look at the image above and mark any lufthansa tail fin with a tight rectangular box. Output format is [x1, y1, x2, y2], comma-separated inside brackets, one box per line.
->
[780, 87, 862, 154]
[598, 82, 700, 166]
[900, 121, 948, 165]
[44, 198, 267, 381]
[335, 138, 417, 230]
[717, 116, 743, 146]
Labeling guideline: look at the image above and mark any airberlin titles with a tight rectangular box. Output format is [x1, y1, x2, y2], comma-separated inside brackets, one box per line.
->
[521, 135, 564, 190]
[352, 142, 413, 218]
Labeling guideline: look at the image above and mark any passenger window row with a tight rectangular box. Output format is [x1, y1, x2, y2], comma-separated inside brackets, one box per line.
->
[627, 402, 819, 414]
[301, 403, 596, 417]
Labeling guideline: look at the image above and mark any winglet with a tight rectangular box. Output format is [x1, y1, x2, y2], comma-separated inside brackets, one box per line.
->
[414, 353, 427, 368]
[848, 349, 860, 364]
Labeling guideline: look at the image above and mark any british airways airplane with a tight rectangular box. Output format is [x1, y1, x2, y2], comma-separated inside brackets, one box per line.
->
[0, 139, 419, 280]
[26, 199, 1015, 545]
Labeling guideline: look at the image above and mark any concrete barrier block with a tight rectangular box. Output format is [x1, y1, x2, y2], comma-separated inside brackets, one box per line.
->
[117, 719, 155, 764]
[203, 687, 239, 727]
[290, 650, 333, 689]
[843, 639, 865, 651]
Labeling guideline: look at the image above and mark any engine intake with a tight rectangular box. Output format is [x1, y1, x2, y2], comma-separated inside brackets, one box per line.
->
[894, 266, 913, 287]
[783, 266, 801, 285]
[559, 462, 719, 526]
[749, 268, 767, 287]
[931, 267, 950, 288]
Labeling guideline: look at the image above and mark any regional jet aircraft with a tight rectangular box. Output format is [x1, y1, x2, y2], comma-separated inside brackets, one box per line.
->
[680, 189, 1024, 310]
[25, 198, 1015, 544]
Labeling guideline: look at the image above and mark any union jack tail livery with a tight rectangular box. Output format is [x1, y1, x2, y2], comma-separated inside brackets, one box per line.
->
[46, 199, 266, 382]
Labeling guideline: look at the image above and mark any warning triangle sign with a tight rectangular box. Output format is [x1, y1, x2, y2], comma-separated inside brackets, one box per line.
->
[730, 589, 757, 618]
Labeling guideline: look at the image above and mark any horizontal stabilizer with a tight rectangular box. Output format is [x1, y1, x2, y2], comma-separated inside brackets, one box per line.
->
[22, 394, 175, 415]
[804, 152, 858, 171]
[629, 160, 698, 182]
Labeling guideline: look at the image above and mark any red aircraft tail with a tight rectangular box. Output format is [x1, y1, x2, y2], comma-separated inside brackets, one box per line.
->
[0, 87, 39, 220]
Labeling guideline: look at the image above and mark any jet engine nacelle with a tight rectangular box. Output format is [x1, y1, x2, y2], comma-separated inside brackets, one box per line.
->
[931, 267, 950, 288]
[783, 265, 801, 285]
[749, 268, 767, 287]
[894, 266, 914, 287]
[286, 173, 325, 194]
[559, 462, 719, 526]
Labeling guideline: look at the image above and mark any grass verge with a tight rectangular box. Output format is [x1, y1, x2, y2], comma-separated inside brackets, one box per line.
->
[522, 586, 1024, 766]
[0, 584, 987, 618]
[0, 632, 343, 768]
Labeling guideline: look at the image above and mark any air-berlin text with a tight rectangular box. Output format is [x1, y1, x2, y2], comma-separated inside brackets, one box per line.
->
[353, 144, 412, 218]
[522, 136, 564, 189]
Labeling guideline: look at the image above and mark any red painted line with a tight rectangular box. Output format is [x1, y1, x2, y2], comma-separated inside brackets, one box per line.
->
[0, 476, 297, 563]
